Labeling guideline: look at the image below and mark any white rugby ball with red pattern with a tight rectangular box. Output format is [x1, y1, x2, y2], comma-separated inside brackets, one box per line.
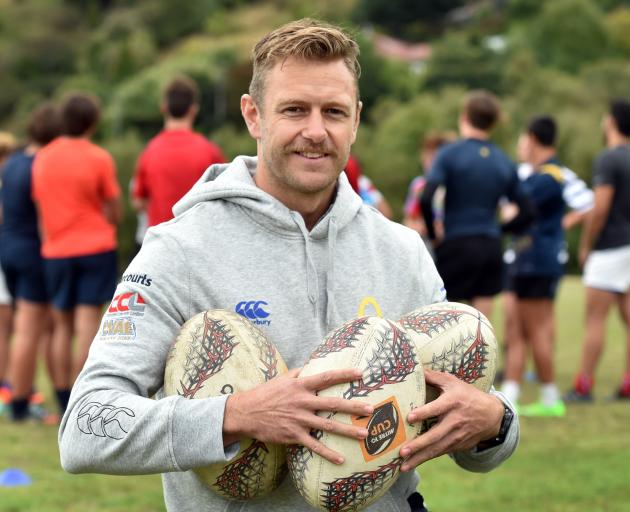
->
[163, 309, 288, 500]
[398, 301, 497, 407]
[288, 316, 425, 512]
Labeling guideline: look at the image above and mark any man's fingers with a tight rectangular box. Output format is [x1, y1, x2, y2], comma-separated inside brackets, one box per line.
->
[301, 368, 363, 391]
[407, 395, 450, 423]
[423, 368, 454, 388]
[400, 419, 448, 458]
[297, 433, 346, 465]
[313, 396, 374, 417]
[304, 414, 368, 441]
[399, 419, 463, 471]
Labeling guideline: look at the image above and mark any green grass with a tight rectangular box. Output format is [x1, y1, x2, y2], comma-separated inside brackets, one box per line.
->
[1, 276, 629, 511]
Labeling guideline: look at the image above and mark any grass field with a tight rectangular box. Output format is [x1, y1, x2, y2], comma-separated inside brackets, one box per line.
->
[1, 276, 630, 511]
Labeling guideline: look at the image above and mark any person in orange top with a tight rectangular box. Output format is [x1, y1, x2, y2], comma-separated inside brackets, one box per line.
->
[32, 93, 121, 416]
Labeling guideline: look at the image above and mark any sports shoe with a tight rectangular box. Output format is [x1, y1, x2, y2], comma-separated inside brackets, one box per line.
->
[519, 400, 566, 417]
[0, 384, 11, 405]
[27, 403, 60, 425]
[563, 388, 593, 403]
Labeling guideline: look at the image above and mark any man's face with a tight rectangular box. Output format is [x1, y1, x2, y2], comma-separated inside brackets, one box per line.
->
[516, 133, 532, 163]
[242, 57, 361, 206]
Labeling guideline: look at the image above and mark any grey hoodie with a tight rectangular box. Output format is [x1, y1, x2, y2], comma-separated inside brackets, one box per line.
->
[59, 156, 519, 511]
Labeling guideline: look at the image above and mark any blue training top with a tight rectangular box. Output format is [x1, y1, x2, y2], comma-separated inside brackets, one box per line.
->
[427, 138, 521, 240]
[0, 150, 42, 257]
[512, 158, 566, 277]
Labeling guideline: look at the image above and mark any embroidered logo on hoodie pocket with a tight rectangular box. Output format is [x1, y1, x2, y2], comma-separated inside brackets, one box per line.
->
[235, 300, 271, 326]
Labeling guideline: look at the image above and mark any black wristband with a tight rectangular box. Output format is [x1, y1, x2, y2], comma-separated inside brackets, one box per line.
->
[476, 400, 514, 452]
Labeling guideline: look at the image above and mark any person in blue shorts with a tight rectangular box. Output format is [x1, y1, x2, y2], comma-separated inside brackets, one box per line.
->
[420, 90, 534, 319]
[0, 131, 17, 414]
[0, 104, 62, 421]
[501, 116, 568, 417]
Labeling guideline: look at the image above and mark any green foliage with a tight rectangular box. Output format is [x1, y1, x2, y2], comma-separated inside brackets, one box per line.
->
[208, 124, 256, 160]
[0, 0, 628, 270]
[529, 0, 610, 73]
[606, 7, 630, 56]
[354, 0, 465, 39]
[102, 131, 145, 268]
[423, 32, 505, 93]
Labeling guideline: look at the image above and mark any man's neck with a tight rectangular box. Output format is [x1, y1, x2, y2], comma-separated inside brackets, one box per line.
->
[253, 173, 336, 232]
[532, 147, 556, 167]
[607, 131, 630, 148]
[164, 118, 193, 131]
[460, 124, 490, 141]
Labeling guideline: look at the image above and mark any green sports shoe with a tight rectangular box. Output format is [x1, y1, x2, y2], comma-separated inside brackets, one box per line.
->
[519, 400, 566, 417]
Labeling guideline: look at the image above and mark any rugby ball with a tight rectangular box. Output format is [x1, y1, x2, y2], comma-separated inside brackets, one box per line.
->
[288, 316, 425, 512]
[398, 302, 497, 406]
[163, 309, 288, 500]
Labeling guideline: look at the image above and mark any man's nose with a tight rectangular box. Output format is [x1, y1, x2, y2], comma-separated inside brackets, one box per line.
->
[301, 111, 327, 143]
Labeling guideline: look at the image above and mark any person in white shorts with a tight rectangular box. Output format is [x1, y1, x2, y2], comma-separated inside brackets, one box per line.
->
[566, 99, 630, 401]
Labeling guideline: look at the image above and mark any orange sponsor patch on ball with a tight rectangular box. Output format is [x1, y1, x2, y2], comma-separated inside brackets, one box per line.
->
[351, 396, 407, 462]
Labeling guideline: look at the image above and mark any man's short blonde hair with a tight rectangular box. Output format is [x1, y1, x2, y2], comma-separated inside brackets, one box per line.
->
[249, 18, 361, 106]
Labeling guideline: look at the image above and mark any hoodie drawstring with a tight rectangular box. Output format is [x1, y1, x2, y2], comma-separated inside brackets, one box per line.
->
[291, 213, 319, 318]
[290, 212, 339, 327]
[326, 217, 338, 330]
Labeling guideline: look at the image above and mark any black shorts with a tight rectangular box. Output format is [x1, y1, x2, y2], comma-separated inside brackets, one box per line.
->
[436, 235, 503, 301]
[512, 275, 559, 300]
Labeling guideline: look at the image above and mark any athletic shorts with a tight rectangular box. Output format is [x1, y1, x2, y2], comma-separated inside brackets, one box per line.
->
[512, 275, 559, 300]
[1, 250, 47, 303]
[583, 245, 630, 293]
[436, 235, 503, 301]
[44, 250, 117, 311]
[0, 265, 11, 305]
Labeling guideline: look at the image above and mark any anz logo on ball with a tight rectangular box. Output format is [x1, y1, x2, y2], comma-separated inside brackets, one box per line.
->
[235, 300, 271, 326]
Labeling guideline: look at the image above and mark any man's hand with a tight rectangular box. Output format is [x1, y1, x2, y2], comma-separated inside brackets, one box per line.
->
[223, 368, 374, 465]
[399, 369, 504, 472]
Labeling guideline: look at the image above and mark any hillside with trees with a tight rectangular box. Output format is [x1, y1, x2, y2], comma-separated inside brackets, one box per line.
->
[1, 0, 629, 268]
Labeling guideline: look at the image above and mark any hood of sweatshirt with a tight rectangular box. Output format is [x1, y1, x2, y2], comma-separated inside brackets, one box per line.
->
[173, 155, 363, 328]
[173, 155, 362, 239]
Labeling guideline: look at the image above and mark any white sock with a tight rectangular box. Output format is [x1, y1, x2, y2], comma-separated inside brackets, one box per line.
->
[540, 383, 560, 406]
[501, 380, 520, 404]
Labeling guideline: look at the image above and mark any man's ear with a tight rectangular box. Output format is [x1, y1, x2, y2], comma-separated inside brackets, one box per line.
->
[351, 101, 362, 144]
[241, 94, 261, 139]
[188, 103, 199, 120]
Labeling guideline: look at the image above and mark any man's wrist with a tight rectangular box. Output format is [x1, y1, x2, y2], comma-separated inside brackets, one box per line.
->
[476, 397, 514, 452]
[222, 394, 244, 446]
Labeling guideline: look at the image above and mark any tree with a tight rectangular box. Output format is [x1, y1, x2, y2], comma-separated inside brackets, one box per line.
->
[423, 32, 505, 93]
[354, 0, 465, 39]
[529, 0, 610, 73]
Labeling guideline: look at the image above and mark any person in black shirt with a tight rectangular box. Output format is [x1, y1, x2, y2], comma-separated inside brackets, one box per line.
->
[420, 90, 533, 319]
[566, 99, 630, 401]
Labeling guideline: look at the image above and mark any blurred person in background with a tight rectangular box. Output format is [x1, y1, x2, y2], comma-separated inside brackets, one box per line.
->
[405, 131, 456, 248]
[0, 131, 16, 415]
[1, 104, 62, 422]
[500, 116, 569, 417]
[32, 93, 121, 417]
[132, 76, 225, 228]
[500, 117, 593, 405]
[346, 154, 392, 218]
[420, 90, 534, 319]
[566, 99, 630, 402]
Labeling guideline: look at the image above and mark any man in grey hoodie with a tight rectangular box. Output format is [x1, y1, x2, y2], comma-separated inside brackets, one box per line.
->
[59, 19, 519, 512]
